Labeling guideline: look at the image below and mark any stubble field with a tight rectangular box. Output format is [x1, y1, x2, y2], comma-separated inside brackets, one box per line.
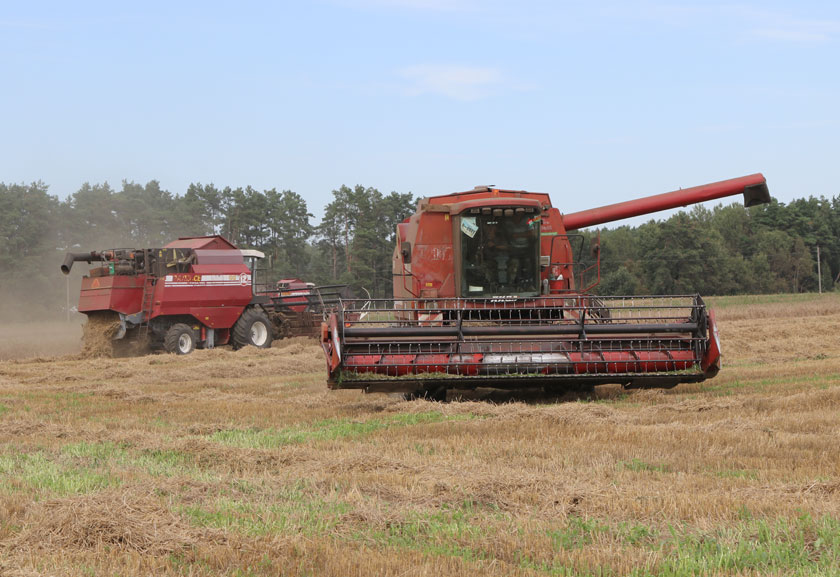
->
[0, 293, 839, 576]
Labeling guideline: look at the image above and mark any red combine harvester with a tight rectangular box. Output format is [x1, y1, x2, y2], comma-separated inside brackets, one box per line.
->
[321, 174, 770, 398]
[61, 235, 344, 354]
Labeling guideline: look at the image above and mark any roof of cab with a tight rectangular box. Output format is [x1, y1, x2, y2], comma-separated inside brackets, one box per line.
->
[163, 235, 238, 250]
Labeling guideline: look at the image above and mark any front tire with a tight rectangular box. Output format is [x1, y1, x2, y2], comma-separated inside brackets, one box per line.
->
[232, 308, 273, 350]
[164, 323, 196, 355]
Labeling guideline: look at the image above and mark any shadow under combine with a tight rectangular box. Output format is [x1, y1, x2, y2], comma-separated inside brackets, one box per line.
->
[397, 384, 631, 404]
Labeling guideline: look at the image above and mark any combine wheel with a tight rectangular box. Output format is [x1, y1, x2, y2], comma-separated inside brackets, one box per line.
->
[233, 308, 273, 350]
[164, 324, 196, 355]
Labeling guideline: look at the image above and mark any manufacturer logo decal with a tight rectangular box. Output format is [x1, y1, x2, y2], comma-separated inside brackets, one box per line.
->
[164, 273, 251, 287]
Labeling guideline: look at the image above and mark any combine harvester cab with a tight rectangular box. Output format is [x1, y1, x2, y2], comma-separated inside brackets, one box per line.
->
[322, 174, 769, 397]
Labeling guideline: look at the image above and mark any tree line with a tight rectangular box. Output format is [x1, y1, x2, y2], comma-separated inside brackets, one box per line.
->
[0, 180, 836, 319]
[0, 180, 414, 319]
[585, 197, 836, 297]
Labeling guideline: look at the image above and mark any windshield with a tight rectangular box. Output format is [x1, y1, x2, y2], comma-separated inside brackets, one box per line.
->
[459, 209, 540, 297]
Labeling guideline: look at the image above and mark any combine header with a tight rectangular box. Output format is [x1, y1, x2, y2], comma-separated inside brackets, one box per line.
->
[61, 236, 346, 355]
[321, 174, 770, 397]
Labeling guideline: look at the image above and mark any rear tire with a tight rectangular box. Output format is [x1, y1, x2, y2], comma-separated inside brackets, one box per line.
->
[164, 323, 196, 355]
[232, 308, 273, 350]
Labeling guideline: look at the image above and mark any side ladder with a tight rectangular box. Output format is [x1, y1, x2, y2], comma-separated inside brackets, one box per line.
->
[139, 275, 156, 337]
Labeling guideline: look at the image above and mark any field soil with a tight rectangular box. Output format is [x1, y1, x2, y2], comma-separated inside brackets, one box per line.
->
[1, 294, 839, 576]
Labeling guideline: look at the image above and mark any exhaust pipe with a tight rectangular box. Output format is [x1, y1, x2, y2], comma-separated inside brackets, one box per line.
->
[61, 252, 105, 275]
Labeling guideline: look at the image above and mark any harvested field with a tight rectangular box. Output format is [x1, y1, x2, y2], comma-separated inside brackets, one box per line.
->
[1, 294, 839, 576]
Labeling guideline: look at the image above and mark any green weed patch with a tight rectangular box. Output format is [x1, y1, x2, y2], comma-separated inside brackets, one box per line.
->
[618, 458, 670, 474]
[181, 484, 351, 537]
[209, 411, 475, 449]
[0, 451, 117, 495]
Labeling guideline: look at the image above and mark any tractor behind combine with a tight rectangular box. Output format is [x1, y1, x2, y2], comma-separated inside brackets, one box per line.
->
[61, 235, 346, 355]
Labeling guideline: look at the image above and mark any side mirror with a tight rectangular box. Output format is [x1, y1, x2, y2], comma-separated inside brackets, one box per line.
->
[400, 241, 412, 264]
[590, 238, 601, 259]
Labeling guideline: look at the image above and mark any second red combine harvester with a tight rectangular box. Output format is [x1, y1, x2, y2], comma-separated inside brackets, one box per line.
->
[321, 174, 770, 398]
[61, 236, 346, 355]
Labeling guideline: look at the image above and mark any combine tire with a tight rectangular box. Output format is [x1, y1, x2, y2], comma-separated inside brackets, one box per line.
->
[232, 309, 273, 350]
[164, 324, 196, 355]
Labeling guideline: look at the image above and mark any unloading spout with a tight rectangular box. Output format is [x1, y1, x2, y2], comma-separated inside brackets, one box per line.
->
[562, 173, 769, 230]
[61, 252, 105, 275]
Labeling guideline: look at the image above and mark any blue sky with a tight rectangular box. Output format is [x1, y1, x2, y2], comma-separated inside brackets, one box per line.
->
[2, 0, 838, 223]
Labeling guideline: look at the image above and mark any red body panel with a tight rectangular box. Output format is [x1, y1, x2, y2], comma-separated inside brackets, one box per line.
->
[79, 275, 144, 314]
[701, 310, 722, 375]
[154, 269, 252, 327]
[185, 307, 248, 329]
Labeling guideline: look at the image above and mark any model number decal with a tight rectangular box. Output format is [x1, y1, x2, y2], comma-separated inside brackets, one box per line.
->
[164, 273, 251, 287]
[489, 295, 518, 302]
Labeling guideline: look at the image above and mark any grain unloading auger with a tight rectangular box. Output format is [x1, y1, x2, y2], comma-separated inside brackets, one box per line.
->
[321, 174, 770, 397]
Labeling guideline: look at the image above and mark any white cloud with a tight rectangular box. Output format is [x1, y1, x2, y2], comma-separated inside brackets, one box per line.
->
[749, 16, 840, 43]
[399, 64, 503, 101]
[642, 3, 840, 43]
